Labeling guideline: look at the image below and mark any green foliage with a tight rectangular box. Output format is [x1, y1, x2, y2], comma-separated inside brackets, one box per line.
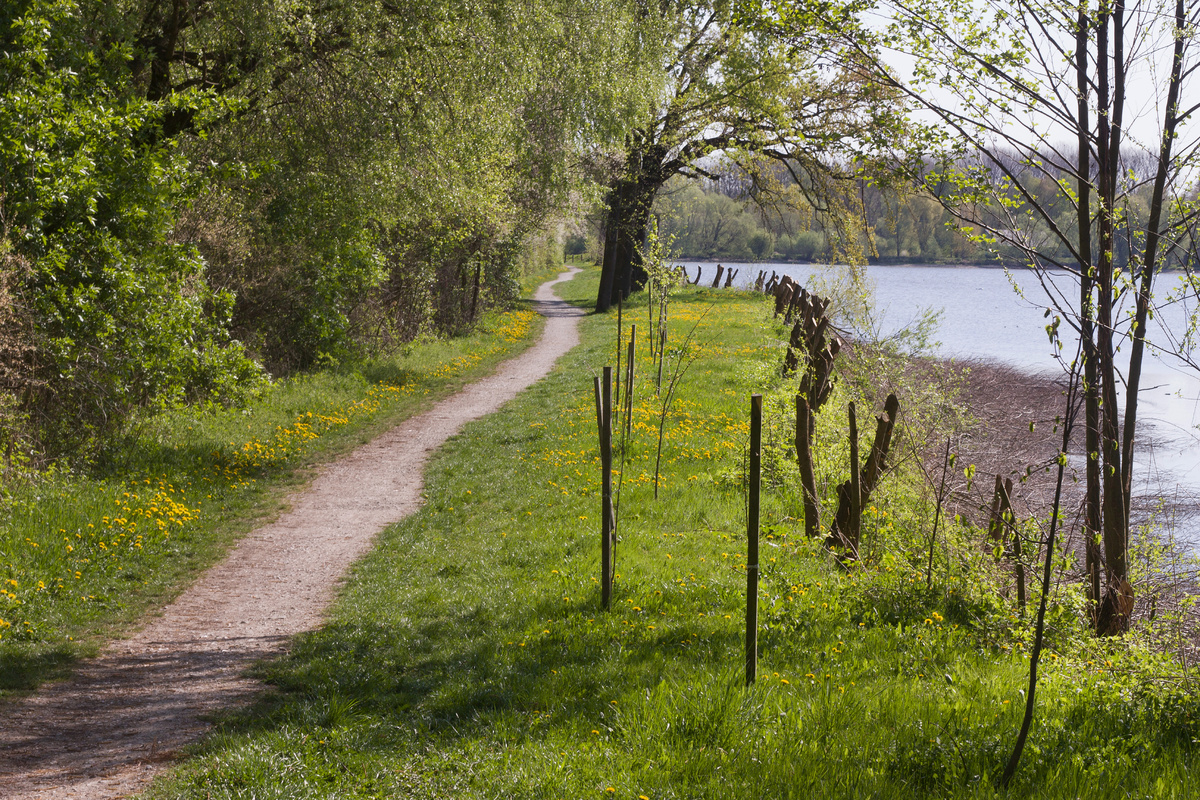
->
[0, 0, 262, 455]
[655, 173, 991, 264]
[1, 0, 652, 458]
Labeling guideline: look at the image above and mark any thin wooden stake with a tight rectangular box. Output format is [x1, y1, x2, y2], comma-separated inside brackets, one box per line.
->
[615, 298, 623, 429]
[625, 326, 636, 441]
[926, 438, 952, 590]
[796, 395, 820, 538]
[848, 402, 861, 552]
[596, 368, 614, 609]
[746, 394, 762, 687]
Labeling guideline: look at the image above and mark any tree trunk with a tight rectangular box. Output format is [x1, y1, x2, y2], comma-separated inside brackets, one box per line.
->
[1121, 0, 1186, 537]
[596, 172, 660, 312]
[596, 213, 620, 313]
[1075, 4, 1105, 627]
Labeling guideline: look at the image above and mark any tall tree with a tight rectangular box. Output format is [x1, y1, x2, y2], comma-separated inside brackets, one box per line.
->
[831, 0, 1200, 633]
[1, 0, 650, 455]
[594, 0, 902, 311]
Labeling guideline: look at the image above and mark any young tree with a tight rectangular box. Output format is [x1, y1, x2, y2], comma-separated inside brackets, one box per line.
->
[829, 0, 1200, 633]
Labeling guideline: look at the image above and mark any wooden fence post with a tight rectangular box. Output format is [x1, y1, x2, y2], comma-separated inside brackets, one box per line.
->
[989, 476, 1025, 614]
[594, 368, 614, 609]
[746, 394, 762, 687]
[711, 264, 725, 288]
[795, 395, 820, 539]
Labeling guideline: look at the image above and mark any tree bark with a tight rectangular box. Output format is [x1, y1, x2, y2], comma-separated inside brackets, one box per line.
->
[796, 396, 820, 538]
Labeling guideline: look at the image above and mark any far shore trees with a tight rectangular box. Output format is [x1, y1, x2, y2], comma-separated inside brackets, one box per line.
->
[808, 0, 1200, 634]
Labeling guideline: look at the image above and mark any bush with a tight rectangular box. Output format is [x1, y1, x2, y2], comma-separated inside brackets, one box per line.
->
[0, 0, 262, 457]
[748, 230, 775, 259]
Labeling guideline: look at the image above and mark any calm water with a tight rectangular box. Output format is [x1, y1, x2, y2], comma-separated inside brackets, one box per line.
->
[688, 261, 1200, 537]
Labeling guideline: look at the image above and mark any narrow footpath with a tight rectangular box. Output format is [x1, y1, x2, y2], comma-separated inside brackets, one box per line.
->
[0, 268, 586, 800]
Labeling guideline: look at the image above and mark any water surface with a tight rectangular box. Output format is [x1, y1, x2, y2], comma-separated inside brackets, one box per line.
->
[688, 260, 1200, 538]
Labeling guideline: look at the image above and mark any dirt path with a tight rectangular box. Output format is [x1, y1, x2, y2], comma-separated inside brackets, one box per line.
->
[0, 269, 586, 799]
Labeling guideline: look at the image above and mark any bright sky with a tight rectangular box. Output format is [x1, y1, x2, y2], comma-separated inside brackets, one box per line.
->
[863, 0, 1199, 169]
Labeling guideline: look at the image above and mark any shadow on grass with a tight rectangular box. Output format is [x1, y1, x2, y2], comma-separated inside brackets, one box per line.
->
[0, 643, 80, 694]
[203, 594, 741, 755]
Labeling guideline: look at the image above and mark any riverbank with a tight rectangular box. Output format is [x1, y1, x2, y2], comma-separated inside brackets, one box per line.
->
[903, 353, 1198, 669]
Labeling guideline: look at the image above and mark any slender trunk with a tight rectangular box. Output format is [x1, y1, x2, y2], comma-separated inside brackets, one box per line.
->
[1001, 372, 1080, 788]
[468, 259, 482, 324]
[1076, 5, 1103, 618]
[926, 438, 952, 590]
[1121, 0, 1186, 532]
[1095, 2, 1132, 634]
[848, 403, 861, 552]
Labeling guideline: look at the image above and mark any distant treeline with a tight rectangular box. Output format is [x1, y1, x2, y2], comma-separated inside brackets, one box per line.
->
[586, 165, 1198, 268]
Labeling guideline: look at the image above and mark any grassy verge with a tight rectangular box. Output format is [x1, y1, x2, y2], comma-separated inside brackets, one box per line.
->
[132, 266, 1196, 798]
[0, 301, 545, 696]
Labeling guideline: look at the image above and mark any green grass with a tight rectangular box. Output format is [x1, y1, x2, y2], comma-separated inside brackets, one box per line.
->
[135, 266, 1199, 799]
[0, 303, 544, 695]
[6, 264, 1196, 797]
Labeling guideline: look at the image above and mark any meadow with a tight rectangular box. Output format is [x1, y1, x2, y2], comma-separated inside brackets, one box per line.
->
[130, 266, 1198, 799]
[0, 295, 544, 696]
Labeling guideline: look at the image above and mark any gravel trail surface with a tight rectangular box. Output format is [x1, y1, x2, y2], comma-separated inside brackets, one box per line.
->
[0, 269, 585, 799]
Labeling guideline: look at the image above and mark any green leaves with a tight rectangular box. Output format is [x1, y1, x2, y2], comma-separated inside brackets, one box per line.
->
[1, 0, 261, 454]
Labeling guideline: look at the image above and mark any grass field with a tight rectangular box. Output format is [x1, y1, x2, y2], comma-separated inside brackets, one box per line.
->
[0, 286, 548, 697]
[133, 266, 1199, 799]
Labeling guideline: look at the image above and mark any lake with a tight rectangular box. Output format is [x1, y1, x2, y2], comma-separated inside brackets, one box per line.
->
[685, 260, 1200, 541]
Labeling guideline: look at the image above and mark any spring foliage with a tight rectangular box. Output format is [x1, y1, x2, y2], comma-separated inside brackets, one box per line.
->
[0, 0, 652, 460]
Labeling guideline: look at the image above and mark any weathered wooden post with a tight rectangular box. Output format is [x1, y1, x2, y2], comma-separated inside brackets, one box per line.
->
[746, 394, 762, 687]
[594, 368, 615, 609]
[828, 394, 899, 555]
[989, 475, 1025, 614]
[796, 396, 820, 539]
[711, 264, 725, 288]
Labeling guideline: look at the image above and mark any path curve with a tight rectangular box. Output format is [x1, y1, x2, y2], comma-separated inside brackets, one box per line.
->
[0, 269, 586, 799]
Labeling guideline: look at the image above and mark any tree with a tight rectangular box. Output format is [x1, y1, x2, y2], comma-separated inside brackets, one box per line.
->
[594, 0, 903, 311]
[830, 0, 1200, 633]
[1, 0, 650, 455]
[0, 0, 262, 454]
[103, 0, 650, 366]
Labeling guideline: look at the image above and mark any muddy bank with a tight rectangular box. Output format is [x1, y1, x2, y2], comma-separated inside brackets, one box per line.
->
[907, 356, 1198, 663]
[931, 357, 1194, 542]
